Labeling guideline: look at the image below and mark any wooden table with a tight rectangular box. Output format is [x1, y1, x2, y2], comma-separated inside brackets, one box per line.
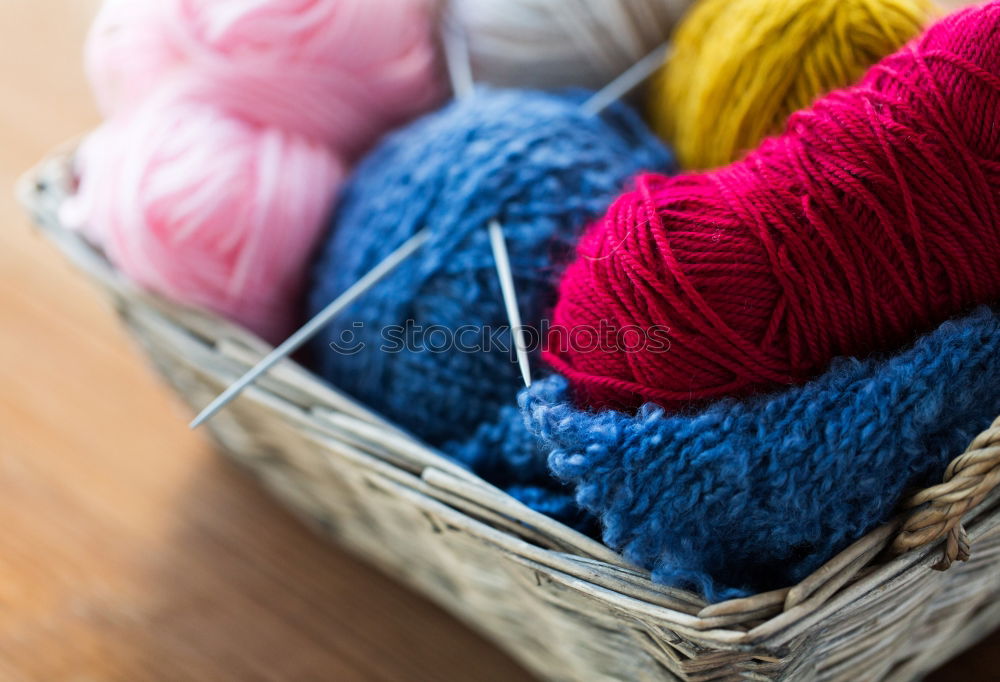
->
[0, 1, 993, 680]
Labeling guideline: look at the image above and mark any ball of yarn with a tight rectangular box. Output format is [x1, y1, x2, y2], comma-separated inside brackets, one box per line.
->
[74, 0, 445, 340]
[65, 89, 343, 342]
[306, 88, 672, 446]
[546, 1, 1000, 412]
[86, 0, 444, 154]
[650, 0, 935, 169]
[450, 0, 692, 90]
[497, 306, 1000, 599]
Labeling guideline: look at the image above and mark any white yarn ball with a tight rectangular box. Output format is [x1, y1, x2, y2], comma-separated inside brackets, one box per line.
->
[451, 0, 692, 90]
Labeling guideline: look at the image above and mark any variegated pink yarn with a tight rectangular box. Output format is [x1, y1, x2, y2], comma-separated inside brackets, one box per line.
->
[70, 0, 444, 341]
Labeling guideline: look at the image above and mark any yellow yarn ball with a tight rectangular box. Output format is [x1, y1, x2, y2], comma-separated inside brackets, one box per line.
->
[650, 0, 937, 170]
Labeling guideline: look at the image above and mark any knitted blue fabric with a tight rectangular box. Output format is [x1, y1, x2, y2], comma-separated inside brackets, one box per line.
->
[445, 398, 598, 535]
[306, 88, 672, 446]
[450, 307, 1000, 601]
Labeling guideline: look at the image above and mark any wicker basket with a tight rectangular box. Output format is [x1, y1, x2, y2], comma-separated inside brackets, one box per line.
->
[19, 149, 1000, 682]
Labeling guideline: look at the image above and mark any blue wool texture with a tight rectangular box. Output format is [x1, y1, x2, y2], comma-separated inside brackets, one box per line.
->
[445, 398, 598, 534]
[306, 88, 671, 446]
[451, 308, 1000, 601]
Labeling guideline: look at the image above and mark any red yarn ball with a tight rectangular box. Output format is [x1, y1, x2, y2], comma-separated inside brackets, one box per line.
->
[545, 1, 1000, 411]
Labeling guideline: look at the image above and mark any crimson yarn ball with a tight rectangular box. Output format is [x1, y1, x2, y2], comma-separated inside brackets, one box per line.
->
[545, 1, 1000, 411]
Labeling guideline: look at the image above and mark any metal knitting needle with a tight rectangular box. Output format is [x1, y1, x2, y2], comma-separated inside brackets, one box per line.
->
[581, 41, 671, 116]
[443, 26, 672, 387]
[191, 34, 671, 428]
[488, 219, 532, 387]
[189, 228, 431, 429]
[441, 18, 534, 386]
[192, 23, 495, 429]
[440, 11, 474, 100]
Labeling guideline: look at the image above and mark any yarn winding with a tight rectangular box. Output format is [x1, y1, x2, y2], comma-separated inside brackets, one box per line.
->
[650, 0, 935, 169]
[547, 1, 1000, 412]
[455, 307, 1000, 599]
[306, 89, 672, 446]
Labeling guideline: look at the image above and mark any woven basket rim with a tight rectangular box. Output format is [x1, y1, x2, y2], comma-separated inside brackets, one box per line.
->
[19, 146, 1000, 647]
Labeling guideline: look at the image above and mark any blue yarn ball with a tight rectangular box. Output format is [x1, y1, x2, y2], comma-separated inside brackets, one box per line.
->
[450, 307, 1000, 601]
[306, 88, 672, 445]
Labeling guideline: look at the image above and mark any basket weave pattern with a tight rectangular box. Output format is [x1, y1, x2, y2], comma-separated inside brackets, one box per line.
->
[20, 152, 1000, 682]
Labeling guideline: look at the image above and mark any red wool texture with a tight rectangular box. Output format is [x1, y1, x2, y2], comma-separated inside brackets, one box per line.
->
[545, 2, 1000, 411]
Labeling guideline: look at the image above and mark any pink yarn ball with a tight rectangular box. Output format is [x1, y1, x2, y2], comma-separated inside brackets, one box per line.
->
[86, 0, 444, 154]
[65, 89, 344, 343]
[72, 0, 445, 341]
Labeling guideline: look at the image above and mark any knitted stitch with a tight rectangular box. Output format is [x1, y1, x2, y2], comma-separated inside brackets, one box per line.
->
[306, 88, 671, 445]
[445, 399, 596, 534]
[453, 307, 1000, 600]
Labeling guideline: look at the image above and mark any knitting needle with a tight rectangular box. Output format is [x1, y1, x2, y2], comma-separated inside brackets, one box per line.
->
[189, 228, 431, 429]
[442, 24, 671, 387]
[480, 40, 671, 385]
[440, 11, 474, 100]
[581, 41, 671, 116]
[191, 34, 670, 428]
[441, 18, 534, 386]
[488, 219, 532, 387]
[191, 23, 486, 429]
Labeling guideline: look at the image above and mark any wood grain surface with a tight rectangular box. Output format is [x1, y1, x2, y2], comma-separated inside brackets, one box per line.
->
[0, 1, 993, 680]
